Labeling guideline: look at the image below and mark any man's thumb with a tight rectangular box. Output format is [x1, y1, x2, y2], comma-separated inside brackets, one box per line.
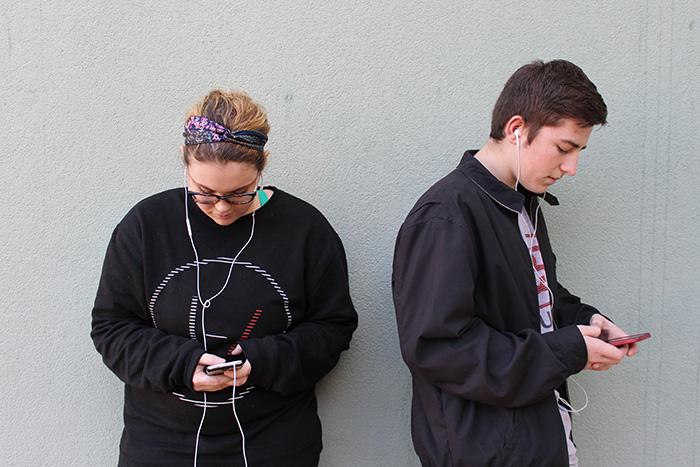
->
[578, 325, 602, 338]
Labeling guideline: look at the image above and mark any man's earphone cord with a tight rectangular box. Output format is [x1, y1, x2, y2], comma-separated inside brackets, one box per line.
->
[514, 131, 588, 415]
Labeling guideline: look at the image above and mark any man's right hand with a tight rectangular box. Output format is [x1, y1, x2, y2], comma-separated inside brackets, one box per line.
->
[577, 325, 626, 371]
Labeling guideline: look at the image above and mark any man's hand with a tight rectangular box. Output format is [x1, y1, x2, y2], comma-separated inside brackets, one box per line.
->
[589, 313, 638, 357]
[192, 347, 252, 392]
[577, 325, 626, 371]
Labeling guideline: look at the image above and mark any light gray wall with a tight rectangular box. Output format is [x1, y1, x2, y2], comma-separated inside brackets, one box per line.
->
[1, 1, 698, 466]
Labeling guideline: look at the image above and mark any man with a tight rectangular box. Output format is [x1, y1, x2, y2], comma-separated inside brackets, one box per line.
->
[392, 60, 638, 467]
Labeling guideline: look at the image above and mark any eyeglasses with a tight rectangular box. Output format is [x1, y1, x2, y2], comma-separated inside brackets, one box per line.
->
[187, 189, 258, 205]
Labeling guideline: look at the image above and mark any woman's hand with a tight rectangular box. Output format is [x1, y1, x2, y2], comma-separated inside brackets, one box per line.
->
[222, 345, 252, 387]
[191, 347, 253, 392]
[192, 353, 234, 392]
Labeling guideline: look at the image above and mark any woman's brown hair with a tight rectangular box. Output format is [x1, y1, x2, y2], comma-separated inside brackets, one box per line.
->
[183, 90, 270, 171]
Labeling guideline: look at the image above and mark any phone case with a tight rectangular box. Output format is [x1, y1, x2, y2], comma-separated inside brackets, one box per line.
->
[606, 332, 651, 347]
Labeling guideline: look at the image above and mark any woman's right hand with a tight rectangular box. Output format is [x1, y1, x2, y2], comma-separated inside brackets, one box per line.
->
[577, 325, 626, 371]
[192, 353, 236, 392]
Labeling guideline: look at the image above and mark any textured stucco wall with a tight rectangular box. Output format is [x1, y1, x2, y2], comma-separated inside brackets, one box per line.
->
[1, 1, 699, 466]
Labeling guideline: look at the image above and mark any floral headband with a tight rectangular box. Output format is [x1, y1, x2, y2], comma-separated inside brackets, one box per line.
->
[183, 115, 268, 151]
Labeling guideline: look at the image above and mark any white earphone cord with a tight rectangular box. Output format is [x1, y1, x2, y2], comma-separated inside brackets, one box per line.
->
[514, 140, 588, 415]
[514, 129, 522, 190]
[184, 169, 253, 467]
[232, 367, 248, 467]
[530, 191, 588, 414]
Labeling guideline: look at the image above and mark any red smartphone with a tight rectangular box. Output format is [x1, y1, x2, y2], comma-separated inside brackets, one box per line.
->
[605, 332, 651, 347]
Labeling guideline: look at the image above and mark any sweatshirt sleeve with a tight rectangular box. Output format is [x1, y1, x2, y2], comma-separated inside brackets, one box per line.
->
[392, 216, 587, 409]
[91, 216, 204, 393]
[239, 225, 357, 397]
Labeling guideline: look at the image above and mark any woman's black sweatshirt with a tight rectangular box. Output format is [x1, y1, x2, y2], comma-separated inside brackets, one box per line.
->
[91, 187, 357, 466]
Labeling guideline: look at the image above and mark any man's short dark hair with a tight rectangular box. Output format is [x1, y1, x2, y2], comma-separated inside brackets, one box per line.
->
[490, 59, 608, 143]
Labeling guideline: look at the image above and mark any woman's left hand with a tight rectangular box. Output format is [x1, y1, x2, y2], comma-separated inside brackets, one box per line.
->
[223, 345, 252, 387]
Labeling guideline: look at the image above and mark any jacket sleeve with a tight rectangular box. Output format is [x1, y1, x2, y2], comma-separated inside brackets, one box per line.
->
[240, 230, 358, 397]
[91, 218, 204, 393]
[553, 282, 604, 327]
[392, 216, 587, 409]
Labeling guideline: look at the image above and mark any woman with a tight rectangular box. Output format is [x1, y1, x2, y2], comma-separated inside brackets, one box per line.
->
[91, 90, 358, 466]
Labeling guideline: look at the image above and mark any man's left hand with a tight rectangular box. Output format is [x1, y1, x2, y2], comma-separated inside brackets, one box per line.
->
[589, 313, 638, 358]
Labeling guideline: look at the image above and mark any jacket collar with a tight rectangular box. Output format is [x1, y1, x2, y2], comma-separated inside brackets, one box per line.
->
[457, 150, 559, 212]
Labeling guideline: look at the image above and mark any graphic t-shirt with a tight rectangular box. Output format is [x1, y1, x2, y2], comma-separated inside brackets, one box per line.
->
[518, 207, 578, 467]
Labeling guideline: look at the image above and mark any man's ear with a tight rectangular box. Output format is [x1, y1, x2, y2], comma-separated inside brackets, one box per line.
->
[504, 115, 526, 146]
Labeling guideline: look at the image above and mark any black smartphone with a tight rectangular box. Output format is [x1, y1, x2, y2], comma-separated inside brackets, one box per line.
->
[204, 355, 247, 376]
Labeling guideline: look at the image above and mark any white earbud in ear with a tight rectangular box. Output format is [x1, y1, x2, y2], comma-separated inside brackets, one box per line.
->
[514, 128, 521, 146]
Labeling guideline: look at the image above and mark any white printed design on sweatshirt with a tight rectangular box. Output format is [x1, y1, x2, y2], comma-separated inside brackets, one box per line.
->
[147, 257, 291, 407]
[148, 258, 291, 330]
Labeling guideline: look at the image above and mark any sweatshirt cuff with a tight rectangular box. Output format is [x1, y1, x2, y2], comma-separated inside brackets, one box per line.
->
[542, 325, 587, 374]
[238, 338, 273, 389]
[182, 348, 206, 392]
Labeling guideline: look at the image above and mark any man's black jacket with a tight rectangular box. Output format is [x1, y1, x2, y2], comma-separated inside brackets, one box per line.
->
[392, 151, 601, 467]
